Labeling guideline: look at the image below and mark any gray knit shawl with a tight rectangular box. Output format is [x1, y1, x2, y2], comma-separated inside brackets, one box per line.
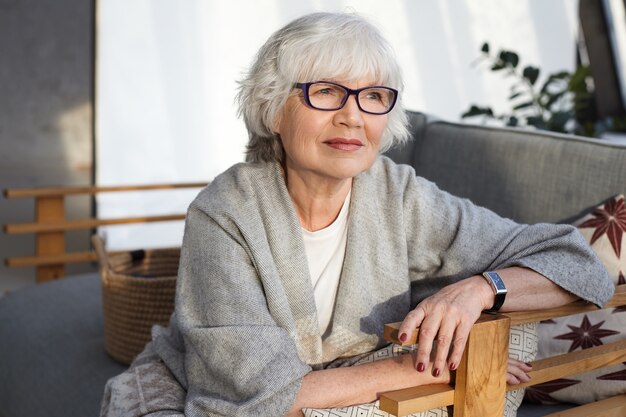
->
[152, 156, 613, 416]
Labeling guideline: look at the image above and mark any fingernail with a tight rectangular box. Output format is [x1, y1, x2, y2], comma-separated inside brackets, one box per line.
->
[525, 362, 533, 368]
[449, 362, 457, 371]
[417, 362, 425, 372]
[399, 333, 407, 342]
[433, 368, 441, 377]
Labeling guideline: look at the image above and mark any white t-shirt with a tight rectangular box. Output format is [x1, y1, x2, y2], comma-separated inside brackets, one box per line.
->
[301, 191, 351, 335]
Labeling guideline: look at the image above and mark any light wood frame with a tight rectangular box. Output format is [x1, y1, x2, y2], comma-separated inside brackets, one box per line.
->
[3, 182, 206, 282]
[381, 285, 626, 417]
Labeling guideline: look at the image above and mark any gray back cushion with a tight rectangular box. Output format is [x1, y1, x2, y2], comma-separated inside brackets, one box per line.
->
[387, 111, 626, 224]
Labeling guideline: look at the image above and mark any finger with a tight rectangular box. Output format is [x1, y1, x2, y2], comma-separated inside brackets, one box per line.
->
[509, 358, 533, 373]
[415, 311, 443, 372]
[446, 320, 473, 371]
[506, 372, 521, 385]
[509, 358, 533, 372]
[507, 359, 531, 384]
[431, 318, 457, 377]
[398, 306, 425, 345]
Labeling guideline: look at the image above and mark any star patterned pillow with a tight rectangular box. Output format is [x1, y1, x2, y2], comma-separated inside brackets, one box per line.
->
[525, 195, 626, 405]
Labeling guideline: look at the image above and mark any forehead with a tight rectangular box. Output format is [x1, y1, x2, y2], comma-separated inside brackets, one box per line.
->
[288, 49, 392, 86]
[315, 77, 380, 87]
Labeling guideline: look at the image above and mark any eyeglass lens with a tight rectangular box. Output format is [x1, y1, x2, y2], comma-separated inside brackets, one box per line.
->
[306, 82, 395, 114]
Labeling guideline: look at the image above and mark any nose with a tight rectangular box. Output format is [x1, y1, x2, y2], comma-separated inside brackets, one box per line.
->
[334, 94, 364, 128]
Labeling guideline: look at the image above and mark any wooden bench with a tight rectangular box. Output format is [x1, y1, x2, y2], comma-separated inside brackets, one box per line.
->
[381, 287, 626, 417]
[2, 182, 206, 282]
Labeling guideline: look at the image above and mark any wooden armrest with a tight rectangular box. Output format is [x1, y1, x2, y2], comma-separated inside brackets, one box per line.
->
[3, 182, 207, 198]
[542, 394, 626, 417]
[512, 339, 626, 390]
[4, 214, 186, 234]
[504, 284, 626, 325]
[380, 287, 626, 416]
[379, 384, 454, 417]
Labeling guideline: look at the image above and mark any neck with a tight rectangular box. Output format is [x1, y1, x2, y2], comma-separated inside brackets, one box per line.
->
[283, 167, 352, 232]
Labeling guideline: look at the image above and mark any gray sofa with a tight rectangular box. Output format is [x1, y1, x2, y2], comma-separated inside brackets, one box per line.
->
[1, 111, 625, 417]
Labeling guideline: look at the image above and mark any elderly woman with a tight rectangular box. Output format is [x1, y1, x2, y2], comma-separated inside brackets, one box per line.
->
[101, 11, 613, 417]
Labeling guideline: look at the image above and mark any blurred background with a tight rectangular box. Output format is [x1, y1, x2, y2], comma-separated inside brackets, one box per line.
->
[1, 0, 625, 293]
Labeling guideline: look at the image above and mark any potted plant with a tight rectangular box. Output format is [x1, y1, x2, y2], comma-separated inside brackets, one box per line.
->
[461, 43, 626, 138]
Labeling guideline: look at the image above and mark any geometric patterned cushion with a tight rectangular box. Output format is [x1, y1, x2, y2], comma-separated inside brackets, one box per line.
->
[526, 195, 626, 404]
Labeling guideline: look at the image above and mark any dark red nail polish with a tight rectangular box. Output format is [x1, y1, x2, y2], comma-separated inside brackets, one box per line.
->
[399, 333, 407, 342]
[525, 362, 533, 367]
[433, 368, 441, 377]
[417, 362, 425, 372]
[449, 362, 457, 371]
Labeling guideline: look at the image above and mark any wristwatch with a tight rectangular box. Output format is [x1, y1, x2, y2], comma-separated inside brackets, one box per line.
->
[481, 271, 507, 313]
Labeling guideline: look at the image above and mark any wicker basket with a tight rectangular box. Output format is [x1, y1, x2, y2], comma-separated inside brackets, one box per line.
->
[92, 235, 179, 364]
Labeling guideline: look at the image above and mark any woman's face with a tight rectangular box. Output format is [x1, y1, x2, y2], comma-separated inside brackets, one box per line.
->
[274, 78, 388, 187]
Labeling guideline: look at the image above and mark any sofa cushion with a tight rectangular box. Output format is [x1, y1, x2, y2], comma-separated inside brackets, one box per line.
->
[387, 112, 626, 225]
[0, 273, 127, 417]
[526, 195, 626, 404]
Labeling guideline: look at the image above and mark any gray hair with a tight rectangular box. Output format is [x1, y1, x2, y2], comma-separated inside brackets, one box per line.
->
[236, 12, 410, 163]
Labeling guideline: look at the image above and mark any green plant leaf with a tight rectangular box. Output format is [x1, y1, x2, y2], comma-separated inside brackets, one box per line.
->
[551, 71, 570, 79]
[548, 110, 573, 133]
[513, 101, 534, 110]
[461, 105, 494, 118]
[522, 66, 540, 86]
[527, 115, 547, 129]
[544, 91, 566, 110]
[499, 51, 519, 68]
[481, 42, 489, 54]
[491, 63, 506, 71]
[506, 116, 519, 127]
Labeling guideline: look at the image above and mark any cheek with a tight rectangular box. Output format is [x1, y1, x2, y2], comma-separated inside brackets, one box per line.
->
[368, 117, 388, 144]
[280, 118, 316, 155]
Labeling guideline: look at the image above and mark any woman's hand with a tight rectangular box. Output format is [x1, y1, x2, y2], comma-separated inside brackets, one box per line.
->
[507, 358, 532, 384]
[397, 275, 494, 377]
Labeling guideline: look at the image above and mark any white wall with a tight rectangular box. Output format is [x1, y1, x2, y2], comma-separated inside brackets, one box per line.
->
[96, 0, 580, 249]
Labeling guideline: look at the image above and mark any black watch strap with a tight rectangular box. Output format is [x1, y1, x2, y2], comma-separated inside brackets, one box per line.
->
[482, 271, 507, 313]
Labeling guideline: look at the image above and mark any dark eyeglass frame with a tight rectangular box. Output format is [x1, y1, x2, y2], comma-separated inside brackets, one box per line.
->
[293, 81, 398, 115]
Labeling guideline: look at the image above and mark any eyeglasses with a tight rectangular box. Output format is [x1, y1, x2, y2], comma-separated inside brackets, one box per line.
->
[293, 81, 398, 115]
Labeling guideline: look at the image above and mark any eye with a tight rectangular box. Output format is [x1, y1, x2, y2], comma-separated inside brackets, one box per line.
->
[365, 90, 383, 101]
[309, 84, 342, 96]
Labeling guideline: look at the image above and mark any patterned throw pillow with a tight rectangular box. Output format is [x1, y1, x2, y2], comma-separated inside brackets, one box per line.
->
[525, 195, 626, 405]
[303, 323, 537, 417]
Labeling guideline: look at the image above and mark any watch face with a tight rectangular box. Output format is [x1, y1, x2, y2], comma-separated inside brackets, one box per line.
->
[484, 271, 507, 294]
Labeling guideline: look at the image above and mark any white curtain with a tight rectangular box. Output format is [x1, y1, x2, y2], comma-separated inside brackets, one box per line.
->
[96, 0, 579, 250]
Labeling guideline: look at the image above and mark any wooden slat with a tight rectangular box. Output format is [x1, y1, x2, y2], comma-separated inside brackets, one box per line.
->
[509, 339, 626, 390]
[6, 251, 97, 267]
[454, 315, 509, 417]
[383, 321, 413, 345]
[6, 249, 134, 267]
[3, 182, 207, 198]
[543, 394, 626, 417]
[505, 284, 626, 326]
[383, 313, 506, 346]
[4, 214, 186, 234]
[35, 196, 65, 282]
[379, 384, 454, 417]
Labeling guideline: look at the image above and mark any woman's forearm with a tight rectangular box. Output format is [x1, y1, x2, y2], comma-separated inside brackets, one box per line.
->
[489, 266, 579, 312]
[286, 353, 448, 416]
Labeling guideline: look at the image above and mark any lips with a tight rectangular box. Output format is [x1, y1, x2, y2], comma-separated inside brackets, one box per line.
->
[324, 138, 364, 151]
